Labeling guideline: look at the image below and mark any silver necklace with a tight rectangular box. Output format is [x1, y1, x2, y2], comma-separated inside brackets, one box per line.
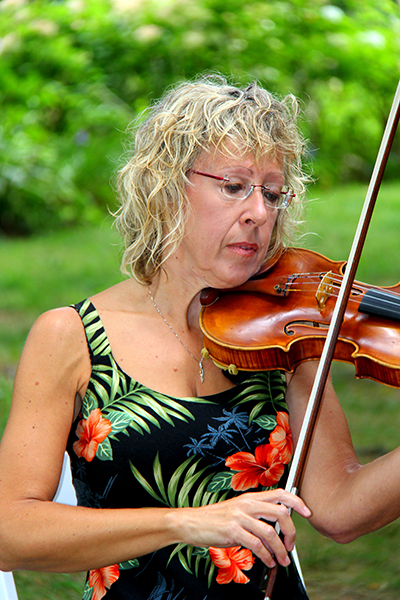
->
[148, 288, 205, 383]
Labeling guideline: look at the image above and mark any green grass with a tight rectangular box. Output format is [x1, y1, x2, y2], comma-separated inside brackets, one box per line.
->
[13, 572, 87, 600]
[0, 217, 122, 361]
[2, 181, 400, 599]
[304, 180, 400, 285]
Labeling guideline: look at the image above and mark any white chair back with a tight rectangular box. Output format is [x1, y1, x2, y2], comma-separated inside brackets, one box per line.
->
[53, 453, 77, 505]
[0, 571, 18, 600]
[0, 453, 76, 599]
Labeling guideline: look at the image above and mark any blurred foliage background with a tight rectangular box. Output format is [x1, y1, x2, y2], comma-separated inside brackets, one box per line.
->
[0, 0, 399, 236]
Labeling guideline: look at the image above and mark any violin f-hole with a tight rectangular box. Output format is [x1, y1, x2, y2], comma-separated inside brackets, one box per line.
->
[284, 320, 329, 336]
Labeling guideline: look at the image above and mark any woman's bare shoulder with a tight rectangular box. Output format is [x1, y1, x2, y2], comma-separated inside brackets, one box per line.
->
[17, 306, 91, 395]
[28, 305, 86, 345]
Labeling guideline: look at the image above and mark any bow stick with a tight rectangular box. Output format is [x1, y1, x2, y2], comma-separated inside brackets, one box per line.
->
[263, 79, 400, 599]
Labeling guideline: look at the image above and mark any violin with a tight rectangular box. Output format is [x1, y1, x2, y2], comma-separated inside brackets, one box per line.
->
[199, 246, 400, 388]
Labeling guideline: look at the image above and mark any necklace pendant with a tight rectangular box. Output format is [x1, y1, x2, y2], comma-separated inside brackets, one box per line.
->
[199, 360, 204, 383]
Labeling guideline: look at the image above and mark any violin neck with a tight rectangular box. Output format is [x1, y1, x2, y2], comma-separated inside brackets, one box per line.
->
[359, 288, 400, 322]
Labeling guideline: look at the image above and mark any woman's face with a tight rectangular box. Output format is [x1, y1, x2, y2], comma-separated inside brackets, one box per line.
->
[177, 148, 284, 290]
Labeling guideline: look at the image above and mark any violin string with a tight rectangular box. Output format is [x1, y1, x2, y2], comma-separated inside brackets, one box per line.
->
[288, 272, 400, 297]
[268, 272, 400, 309]
[277, 272, 400, 296]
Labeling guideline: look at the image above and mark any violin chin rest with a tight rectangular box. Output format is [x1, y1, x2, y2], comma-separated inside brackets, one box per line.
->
[200, 288, 220, 306]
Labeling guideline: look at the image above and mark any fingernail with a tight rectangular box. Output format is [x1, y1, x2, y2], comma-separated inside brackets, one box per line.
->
[284, 556, 291, 566]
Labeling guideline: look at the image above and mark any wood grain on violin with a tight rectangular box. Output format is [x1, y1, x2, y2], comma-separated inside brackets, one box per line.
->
[200, 247, 400, 388]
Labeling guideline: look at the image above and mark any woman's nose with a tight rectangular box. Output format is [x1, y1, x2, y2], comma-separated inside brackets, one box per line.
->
[241, 188, 271, 226]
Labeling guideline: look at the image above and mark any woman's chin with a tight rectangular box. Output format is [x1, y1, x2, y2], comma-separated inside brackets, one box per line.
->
[205, 268, 259, 291]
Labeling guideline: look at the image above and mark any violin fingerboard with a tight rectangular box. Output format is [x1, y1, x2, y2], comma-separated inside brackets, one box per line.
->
[359, 288, 400, 322]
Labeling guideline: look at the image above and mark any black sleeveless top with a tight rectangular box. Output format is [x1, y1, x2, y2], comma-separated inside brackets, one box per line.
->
[66, 299, 308, 600]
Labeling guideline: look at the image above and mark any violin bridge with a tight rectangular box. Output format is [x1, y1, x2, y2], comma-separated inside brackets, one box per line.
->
[316, 271, 334, 311]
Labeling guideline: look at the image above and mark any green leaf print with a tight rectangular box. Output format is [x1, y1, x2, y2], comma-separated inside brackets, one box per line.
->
[178, 548, 193, 574]
[96, 436, 113, 461]
[153, 452, 168, 505]
[119, 559, 140, 570]
[91, 361, 124, 407]
[110, 402, 156, 434]
[129, 461, 166, 505]
[135, 391, 195, 425]
[91, 377, 112, 408]
[166, 455, 199, 506]
[177, 467, 211, 508]
[81, 583, 93, 600]
[248, 401, 266, 424]
[193, 548, 213, 579]
[87, 328, 109, 356]
[207, 471, 233, 492]
[207, 561, 216, 588]
[81, 389, 99, 419]
[192, 472, 215, 508]
[97, 386, 205, 439]
[106, 411, 133, 435]
[253, 414, 278, 431]
[192, 547, 210, 559]
[166, 543, 188, 569]
[232, 372, 287, 418]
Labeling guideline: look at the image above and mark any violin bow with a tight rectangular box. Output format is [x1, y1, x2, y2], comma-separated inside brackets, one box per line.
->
[263, 79, 400, 599]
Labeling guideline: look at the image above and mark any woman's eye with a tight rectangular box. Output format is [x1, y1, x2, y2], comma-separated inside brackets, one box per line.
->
[263, 190, 279, 204]
[224, 182, 246, 195]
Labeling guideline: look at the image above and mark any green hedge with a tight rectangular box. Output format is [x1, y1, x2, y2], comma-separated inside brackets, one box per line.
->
[1, 0, 399, 235]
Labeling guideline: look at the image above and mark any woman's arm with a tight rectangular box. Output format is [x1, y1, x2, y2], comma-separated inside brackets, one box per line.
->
[286, 361, 400, 543]
[0, 308, 310, 573]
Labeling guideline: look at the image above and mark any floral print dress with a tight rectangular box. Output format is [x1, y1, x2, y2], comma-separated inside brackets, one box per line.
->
[67, 299, 309, 600]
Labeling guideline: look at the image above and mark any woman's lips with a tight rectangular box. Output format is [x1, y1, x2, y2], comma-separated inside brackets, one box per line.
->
[227, 242, 259, 256]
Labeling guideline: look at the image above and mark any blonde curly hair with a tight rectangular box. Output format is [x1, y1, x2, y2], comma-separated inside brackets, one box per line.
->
[115, 74, 310, 284]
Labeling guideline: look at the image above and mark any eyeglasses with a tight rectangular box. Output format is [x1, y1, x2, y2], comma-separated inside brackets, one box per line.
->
[187, 169, 295, 209]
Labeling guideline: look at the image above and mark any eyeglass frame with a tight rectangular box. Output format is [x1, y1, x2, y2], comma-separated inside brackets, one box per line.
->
[186, 169, 295, 209]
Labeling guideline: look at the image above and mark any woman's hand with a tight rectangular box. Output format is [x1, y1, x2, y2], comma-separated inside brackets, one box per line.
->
[169, 488, 311, 568]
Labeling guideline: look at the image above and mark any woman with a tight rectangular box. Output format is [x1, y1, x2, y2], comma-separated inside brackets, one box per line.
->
[0, 75, 399, 600]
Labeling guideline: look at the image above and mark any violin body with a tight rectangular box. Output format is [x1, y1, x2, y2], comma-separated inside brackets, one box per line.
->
[200, 247, 400, 388]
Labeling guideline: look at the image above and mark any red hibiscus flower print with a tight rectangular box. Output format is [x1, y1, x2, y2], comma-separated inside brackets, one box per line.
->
[209, 546, 255, 584]
[73, 408, 112, 462]
[226, 444, 284, 491]
[269, 411, 293, 464]
[88, 564, 120, 600]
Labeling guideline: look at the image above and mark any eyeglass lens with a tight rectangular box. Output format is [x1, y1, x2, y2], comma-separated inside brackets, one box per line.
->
[221, 179, 291, 208]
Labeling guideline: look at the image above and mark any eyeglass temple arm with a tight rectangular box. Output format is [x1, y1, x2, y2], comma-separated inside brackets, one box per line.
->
[186, 169, 226, 182]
